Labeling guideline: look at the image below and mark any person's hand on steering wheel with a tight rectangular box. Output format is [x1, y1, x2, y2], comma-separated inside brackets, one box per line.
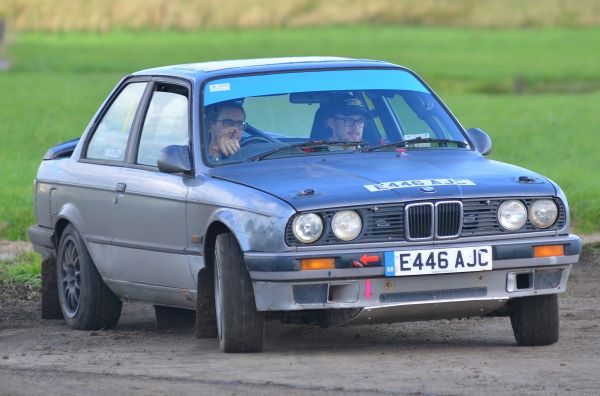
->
[210, 129, 242, 158]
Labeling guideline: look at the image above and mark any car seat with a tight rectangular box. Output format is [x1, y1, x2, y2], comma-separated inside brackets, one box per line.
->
[309, 105, 331, 141]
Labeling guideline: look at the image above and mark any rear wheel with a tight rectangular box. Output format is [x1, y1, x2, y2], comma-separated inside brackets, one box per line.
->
[510, 294, 559, 346]
[57, 224, 122, 330]
[214, 233, 264, 353]
[41, 257, 63, 319]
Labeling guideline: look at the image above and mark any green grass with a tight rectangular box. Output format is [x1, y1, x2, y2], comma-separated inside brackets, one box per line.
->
[0, 252, 41, 287]
[0, 26, 599, 239]
[0, 72, 120, 239]
[8, 27, 600, 86]
[448, 93, 600, 232]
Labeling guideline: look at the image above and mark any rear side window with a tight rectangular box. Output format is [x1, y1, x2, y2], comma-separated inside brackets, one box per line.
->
[86, 82, 147, 161]
[137, 84, 189, 167]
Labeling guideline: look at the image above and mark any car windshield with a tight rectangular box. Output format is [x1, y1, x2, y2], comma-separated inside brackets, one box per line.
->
[202, 69, 469, 164]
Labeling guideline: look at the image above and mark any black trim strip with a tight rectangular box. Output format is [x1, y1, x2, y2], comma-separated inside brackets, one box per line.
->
[247, 239, 581, 272]
[85, 236, 202, 256]
[35, 179, 189, 203]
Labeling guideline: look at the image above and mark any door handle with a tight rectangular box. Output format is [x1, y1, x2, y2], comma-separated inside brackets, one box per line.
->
[116, 183, 127, 193]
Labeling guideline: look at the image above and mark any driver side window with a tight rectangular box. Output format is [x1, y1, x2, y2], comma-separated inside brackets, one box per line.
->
[137, 83, 189, 167]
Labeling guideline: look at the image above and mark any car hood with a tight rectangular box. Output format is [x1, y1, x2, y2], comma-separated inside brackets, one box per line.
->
[208, 151, 556, 211]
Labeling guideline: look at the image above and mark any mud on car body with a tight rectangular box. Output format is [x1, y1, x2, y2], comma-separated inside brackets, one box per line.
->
[28, 57, 581, 352]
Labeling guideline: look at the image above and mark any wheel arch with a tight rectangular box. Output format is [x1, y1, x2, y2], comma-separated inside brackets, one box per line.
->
[195, 220, 238, 339]
[53, 202, 88, 247]
[202, 220, 233, 275]
[54, 218, 71, 248]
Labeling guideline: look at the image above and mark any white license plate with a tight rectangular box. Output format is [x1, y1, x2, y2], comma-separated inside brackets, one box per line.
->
[384, 246, 492, 277]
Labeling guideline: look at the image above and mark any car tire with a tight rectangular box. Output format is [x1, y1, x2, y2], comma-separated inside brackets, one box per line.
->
[510, 294, 559, 346]
[41, 257, 63, 319]
[195, 264, 218, 338]
[214, 232, 264, 353]
[57, 224, 122, 330]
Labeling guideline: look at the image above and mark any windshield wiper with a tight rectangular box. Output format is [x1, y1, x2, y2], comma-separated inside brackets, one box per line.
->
[404, 137, 469, 147]
[362, 141, 408, 152]
[248, 140, 367, 161]
[364, 137, 468, 152]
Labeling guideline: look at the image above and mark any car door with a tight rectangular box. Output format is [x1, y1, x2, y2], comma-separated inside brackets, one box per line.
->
[76, 80, 149, 276]
[106, 80, 195, 305]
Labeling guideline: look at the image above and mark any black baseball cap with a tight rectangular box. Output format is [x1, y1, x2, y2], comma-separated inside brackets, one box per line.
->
[329, 97, 372, 118]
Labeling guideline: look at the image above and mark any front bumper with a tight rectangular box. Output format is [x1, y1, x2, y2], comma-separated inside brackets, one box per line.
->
[246, 234, 580, 323]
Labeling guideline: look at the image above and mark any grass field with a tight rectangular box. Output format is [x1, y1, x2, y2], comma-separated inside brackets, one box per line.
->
[0, 26, 599, 241]
[2, 0, 600, 31]
[0, 252, 40, 287]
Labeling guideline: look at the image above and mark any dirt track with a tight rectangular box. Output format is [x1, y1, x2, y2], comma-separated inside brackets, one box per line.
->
[1, 245, 599, 395]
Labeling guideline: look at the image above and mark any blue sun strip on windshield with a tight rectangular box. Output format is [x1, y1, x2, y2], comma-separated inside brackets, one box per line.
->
[203, 69, 429, 105]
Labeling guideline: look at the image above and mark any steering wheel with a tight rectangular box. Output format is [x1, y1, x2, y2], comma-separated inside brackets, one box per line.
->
[240, 136, 275, 147]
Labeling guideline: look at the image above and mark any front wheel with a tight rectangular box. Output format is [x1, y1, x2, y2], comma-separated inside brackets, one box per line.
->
[510, 294, 559, 346]
[214, 233, 264, 353]
[57, 224, 122, 330]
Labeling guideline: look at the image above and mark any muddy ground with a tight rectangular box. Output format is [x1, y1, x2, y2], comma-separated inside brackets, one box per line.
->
[1, 245, 599, 395]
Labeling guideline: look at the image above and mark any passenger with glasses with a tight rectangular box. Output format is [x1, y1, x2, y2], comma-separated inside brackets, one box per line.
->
[325, 96, 371, 143]
[205, 101, 247, 160]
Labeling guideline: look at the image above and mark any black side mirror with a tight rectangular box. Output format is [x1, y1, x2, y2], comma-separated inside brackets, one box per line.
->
[157, 145, 192, 174]
[466, 128, 492, 156]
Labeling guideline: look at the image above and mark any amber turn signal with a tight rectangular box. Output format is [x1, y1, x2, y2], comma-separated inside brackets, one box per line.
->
[533, 245, 564, 258]
[300, 258, 335, 270]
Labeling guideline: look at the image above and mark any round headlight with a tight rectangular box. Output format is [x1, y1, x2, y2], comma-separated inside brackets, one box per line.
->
[292, 213, 323, 243]
[331, 210, 362, 241]
[498, 200, 527, 231]
[529, 199, 558, 228]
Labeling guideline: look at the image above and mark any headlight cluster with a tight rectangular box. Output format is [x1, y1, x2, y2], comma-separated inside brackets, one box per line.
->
[292, 213, 323, 243]
[291, 210, 363, 244]
[497, 199, 558, 231]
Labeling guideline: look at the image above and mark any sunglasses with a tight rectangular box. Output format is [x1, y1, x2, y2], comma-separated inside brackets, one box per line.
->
[335, 117, 366, 128]
[216, 119, 247, 129]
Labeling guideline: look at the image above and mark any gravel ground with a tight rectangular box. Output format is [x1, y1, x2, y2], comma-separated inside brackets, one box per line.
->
[0, 244, 598, 395]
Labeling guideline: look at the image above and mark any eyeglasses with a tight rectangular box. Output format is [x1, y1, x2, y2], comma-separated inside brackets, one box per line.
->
[334, 117, 366, 128]
[216, 119, 247, 129]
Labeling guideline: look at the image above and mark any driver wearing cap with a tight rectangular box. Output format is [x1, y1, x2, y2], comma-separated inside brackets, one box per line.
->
[325, 97, 371, 142]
